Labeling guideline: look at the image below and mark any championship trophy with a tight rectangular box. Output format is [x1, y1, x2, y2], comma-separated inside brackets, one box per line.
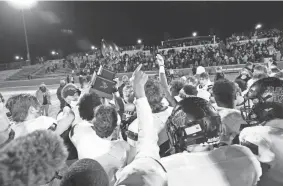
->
[90, 39, 120, 99]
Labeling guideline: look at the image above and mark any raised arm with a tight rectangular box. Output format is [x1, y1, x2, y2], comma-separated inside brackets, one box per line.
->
[132, 64, 160, 160]
[157, 54, 177, 107]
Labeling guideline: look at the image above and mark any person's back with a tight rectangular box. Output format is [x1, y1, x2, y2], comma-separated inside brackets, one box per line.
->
[71, 120, 130, 186]
[240, 125, 283, 186]
[161, 145, 261, 186]
[127, 106, 173, 155]
[12, 115, 57, 139]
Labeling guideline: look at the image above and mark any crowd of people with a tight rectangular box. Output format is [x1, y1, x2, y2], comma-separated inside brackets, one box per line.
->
[1, 53, 283, 186]
[64, 28, 283, 75]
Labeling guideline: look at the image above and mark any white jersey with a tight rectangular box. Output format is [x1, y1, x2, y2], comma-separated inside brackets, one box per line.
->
[70, 120, 131, 186]
[160, 145, 262, 186]
[127, 106, 173, 148]
[216, 107, 247, 144]
[239, 125, 283, 186]
[12, 116, 57, 139]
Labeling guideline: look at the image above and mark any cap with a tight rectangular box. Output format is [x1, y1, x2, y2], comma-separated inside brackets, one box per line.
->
[40, 83, 46, 87]
[61, 84, 81, 99]
[196, 66, 206, 75]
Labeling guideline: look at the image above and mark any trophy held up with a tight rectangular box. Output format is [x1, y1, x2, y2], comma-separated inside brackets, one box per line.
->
[90, 39, 120, 100]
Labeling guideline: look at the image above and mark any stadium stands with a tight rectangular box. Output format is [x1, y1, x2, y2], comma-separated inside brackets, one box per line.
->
[6, 64, 43, 81]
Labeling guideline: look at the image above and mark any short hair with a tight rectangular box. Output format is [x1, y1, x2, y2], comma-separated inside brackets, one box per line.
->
[5, 95, 17, 113]
[186, 76, 198, 87]
[7, 94, 40, 122]
[234, 79, 247, 92]
[92, 105, 118, 138]
[145, 79, 163, 112]
[0, 130, 68, 186]
[273, 72, 283, 80]
[170, 80, 185, 94]
[214, 72, 225, 82]
[182, 85, 198, 96]
[199, 72, 209, 80]
[253, 64, 268, 74]
[212, 79, 236, 109]
[123, 84, 134, 95]
[78, 92, 102, 121]
[122, 75, 129, 82]
[252, 73, 268, 81]
[60, 159, 109, 186]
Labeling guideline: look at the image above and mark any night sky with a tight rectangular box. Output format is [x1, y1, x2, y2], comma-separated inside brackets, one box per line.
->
[0, 1, 283, 63]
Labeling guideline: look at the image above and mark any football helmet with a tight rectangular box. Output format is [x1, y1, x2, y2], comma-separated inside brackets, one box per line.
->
[240, 77, 283, 126]
[166, 97, 222, 153]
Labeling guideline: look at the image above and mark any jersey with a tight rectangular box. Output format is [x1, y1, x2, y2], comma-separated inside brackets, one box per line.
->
[127, 106, 173, 156]
[160, 145, 262, 186]
[239, 125, 283, 186]
[12, 116, 57, 139]
[70, 120, 131, 186]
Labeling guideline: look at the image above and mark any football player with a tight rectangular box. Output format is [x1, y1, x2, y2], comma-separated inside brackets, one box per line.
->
[160, 97, 261, 186]
[239, 77, 283, 186]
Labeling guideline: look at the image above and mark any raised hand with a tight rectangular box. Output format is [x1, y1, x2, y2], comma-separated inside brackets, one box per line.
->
[156, 54, 164, 66]
[132, 64, 148, 99]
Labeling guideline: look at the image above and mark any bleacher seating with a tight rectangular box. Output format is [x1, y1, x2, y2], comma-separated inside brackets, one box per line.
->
[32, 66, 73, 79]
[6, 64, 43, 81]
[0, 69, 21, 82]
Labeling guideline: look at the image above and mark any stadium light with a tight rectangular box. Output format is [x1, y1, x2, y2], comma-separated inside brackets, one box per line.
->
[51, 51, 56, 55]
[255, 24, 262, 30]
[192, 32, 197, 37]
[6, 0, 38, 63]
[91, 45, 95, 50]
[15, 56, 20, 60]
[137, 39, 142, 44]
[6, 0, 37, 9]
